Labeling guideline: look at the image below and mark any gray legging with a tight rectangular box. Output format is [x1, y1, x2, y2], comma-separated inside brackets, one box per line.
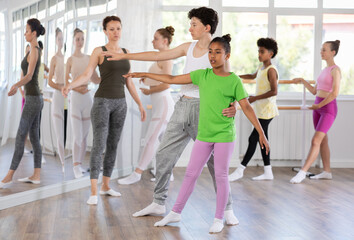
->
[10, 95, 43, 170]
[153, 97, 233, 210]
[90, 97, 127, 179]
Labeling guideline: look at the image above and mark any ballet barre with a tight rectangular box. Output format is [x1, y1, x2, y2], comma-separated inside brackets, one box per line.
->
[242, 79, 316, 84]
[236, 105, 311, 110]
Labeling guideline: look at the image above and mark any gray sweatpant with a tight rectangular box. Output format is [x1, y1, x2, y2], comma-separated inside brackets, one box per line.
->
[10, 95, 43, 170]
[90, 97, 127, 179]
[153, 97, 234, 210]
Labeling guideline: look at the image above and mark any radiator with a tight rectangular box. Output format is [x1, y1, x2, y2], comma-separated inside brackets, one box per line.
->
[238, 109, 315, 161]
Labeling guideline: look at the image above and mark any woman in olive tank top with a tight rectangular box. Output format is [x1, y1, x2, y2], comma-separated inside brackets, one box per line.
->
[62, 16, 146, 205]
[1, 19, 45, 189]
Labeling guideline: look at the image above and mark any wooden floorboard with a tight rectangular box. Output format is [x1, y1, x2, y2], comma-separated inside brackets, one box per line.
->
[1, 167, 354, 239]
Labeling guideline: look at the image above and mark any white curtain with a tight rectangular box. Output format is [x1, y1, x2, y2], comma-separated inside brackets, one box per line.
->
[1, 9, 22, 146]
[115, 0, 163, 173]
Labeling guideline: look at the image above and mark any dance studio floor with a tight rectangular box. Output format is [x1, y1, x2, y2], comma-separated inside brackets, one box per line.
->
[0, 139, 90, 197]
[0, 166, 354, 240]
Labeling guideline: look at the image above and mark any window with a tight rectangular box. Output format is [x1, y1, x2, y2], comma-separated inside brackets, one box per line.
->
[47, 19, 56, 64]
[65, 23, 74, 61]
[30, 4, 37, 19]
[22, 8, 29, 27]
[223, 12, 268, 94]
[87, 20, 105, 54]
[162, 11, 189, 77]
[38, 0, 46, 20]
[274, 0, 317, 8]
[49, 0, 57, 16]
[163, 0, 208, 6]
[75, 0, 88, 17]
[58, 0, 65, 12]
[276, 15, 314, 92]
[162, 11, 190, 93]
[89, 0, 107, 15]
[323, 14, 354, 95]
[0, 12, 6, 88]
[223, 0, 268, 7]
[65, 0, 74, 20]
[323, 0, 354, 9]
[107, 0, 117, 11]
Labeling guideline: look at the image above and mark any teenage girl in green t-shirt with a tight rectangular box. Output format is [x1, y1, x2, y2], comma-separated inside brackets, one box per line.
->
[124, 34, 269, 234]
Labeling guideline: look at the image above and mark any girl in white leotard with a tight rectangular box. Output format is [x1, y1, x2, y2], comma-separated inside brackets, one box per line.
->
[48, 28, 66, 172]
[65, 28, 100, 178]
[118, 27, 175, 185]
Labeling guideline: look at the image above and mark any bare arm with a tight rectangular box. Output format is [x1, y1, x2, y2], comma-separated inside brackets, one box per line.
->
[249, 68, 278, 103]
[239, 72, 257, 80]
[311, 67, 341, 109]
[62, 47, 100, 97]
[65, 57, 72, 86]
[238, 98, 270, 154]
[124, 50, 146, 122]
[18, 71, 25, 98]
[44, 63, 49, 73]
[90, 68, 101, 84]
[48, 56, 63, 91]
[293, 77, 317, 95]
[102, 42, 190, 62]
[140, 60, 172, 95]
[124, 72, 192, 85]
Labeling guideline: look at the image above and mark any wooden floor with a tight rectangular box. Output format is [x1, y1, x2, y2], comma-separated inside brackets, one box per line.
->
[0, 167, 354, 240]
[0, 139, 90, 197]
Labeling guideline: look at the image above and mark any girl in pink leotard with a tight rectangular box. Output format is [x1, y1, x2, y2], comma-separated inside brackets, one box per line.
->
[291, 40, 341, 184]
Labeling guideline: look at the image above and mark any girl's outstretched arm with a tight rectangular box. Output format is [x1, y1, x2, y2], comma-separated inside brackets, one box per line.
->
[238, 98, 270, 154]
[124, 72, 192, 85]
[292, 77, 317, 95]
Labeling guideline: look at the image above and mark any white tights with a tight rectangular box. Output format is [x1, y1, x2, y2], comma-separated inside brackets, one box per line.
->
[70, 91, 92, 164]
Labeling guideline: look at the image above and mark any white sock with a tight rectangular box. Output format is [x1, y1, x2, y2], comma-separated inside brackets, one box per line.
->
[154, 211, 181, 227]
[118, 172, 141, 185]
[133, 202, 166, 217]
[228, 165, 246, 182]
[0, 181, 13, 189]
[310, 171, 332, 180]
[209, 218, 224, 233]
[99, 188, 121, 197]
[87, 195, 98, 205]
[290, 170, 306, 184]
[224, 210, 239, 225]
[73, 165, 84, 179]
[252, 165, 274, 181]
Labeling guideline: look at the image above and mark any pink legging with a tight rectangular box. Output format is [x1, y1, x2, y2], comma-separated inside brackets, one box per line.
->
[172, 140, 235, 220]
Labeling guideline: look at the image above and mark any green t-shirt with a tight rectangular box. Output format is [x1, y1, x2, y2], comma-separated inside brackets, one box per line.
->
[191, 68, 248, 142]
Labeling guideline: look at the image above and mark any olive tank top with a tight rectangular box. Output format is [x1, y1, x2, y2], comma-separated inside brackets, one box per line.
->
[95, 46, 130, 99]
[21, 46, 42, 96]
